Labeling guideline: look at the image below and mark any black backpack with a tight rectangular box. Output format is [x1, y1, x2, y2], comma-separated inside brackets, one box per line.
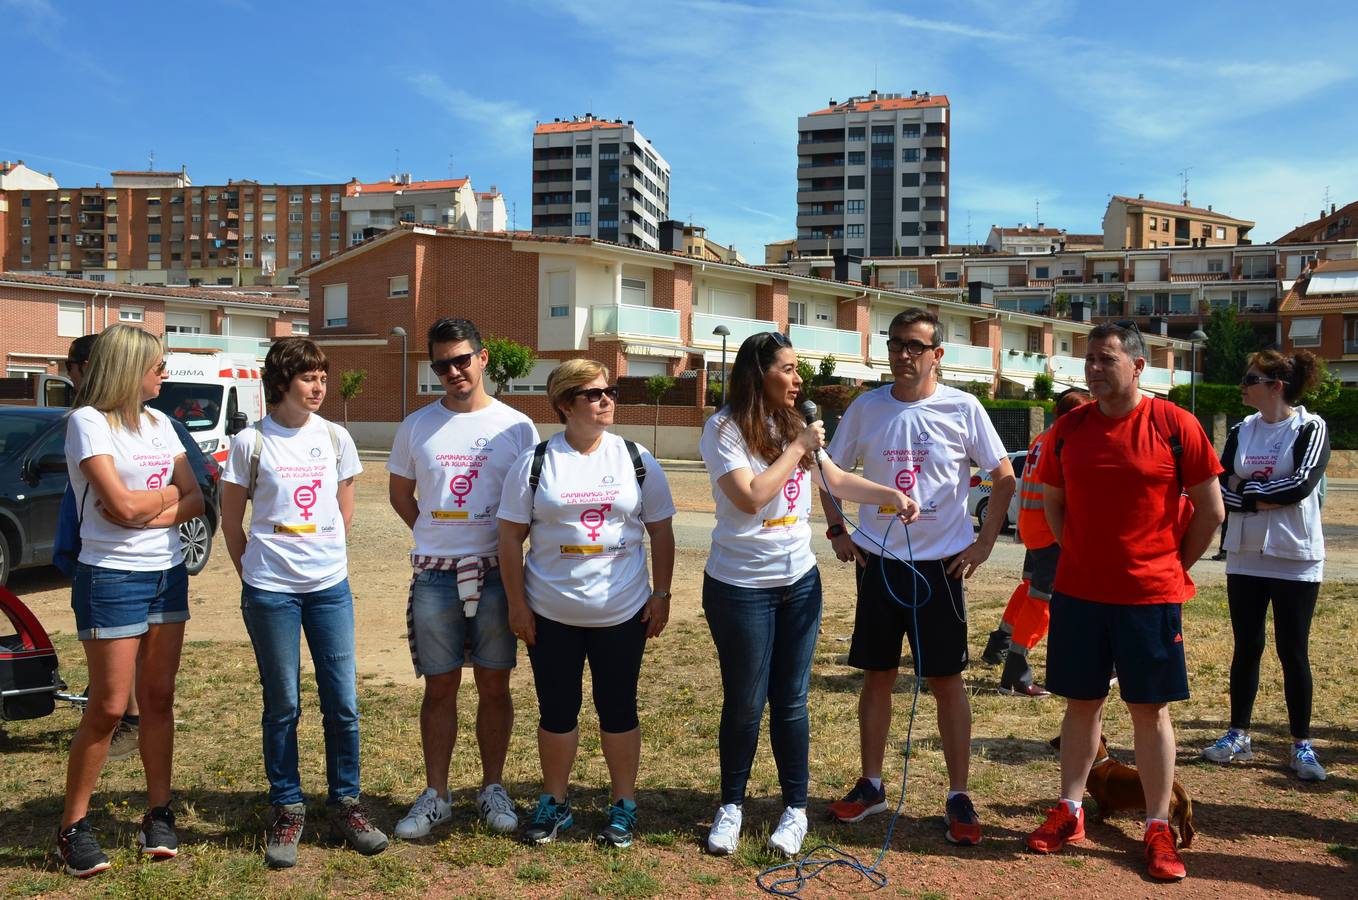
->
[528, 438, 646, 497]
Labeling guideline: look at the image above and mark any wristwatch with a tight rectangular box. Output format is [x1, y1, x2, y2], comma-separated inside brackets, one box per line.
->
[649, 590, 672, 601]
[825, 523, 846, 539]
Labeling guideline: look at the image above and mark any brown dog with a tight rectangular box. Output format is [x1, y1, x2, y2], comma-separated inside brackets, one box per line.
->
[1050, 735, 1194, 848]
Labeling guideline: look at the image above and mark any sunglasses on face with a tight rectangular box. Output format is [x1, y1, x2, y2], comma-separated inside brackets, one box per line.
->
[150, 361, 167, 375]
[573, 385, 619, 404]
[886, 338, 938, 357]
[1240, 374, 1277, 386]
[429, 352, 476, 375]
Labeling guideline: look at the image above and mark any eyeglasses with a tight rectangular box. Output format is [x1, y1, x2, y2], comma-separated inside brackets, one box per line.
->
[150, 361, 167, 375]
[429, 352, 476, 375]
[760, 331, 792, 350]
[885, 338, 939, 357]
[1113, 319, 1142, 335]
[572, 385, 619, 403]
[1240, 374, 1277, 386]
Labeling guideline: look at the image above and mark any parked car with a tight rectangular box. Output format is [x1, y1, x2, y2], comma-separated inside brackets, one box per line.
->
[0, 407, 220, 586]
[967, 450, 1025, 534]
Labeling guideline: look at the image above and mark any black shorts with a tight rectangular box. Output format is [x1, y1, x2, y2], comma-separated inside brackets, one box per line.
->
[848, 552, 968, 677]
[1045, 592, 1189, 704]
[1022, 544, 1061, 601]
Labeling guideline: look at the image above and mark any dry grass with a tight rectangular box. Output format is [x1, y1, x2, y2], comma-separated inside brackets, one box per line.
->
[3, 549, 1356, 898]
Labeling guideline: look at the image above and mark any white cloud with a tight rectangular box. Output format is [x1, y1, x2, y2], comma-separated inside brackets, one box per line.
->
[1182, 154, 1358, 243]
[406, 73, 536, 155]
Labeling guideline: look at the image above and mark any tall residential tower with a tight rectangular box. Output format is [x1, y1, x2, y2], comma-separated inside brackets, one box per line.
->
[796, 90, 950, 258]
[532, 115, 670, 250]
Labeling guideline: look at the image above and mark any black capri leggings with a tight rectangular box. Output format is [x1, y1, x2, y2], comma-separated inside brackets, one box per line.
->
[526, 607, 647, 734]
[1226, 573, 1319, 739]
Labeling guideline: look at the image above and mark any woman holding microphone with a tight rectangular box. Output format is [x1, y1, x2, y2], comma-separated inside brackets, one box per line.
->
[700, 331, 920, 857]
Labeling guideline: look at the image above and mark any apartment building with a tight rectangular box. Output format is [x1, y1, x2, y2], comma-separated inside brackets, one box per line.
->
[343, 176, 477, 243]
[1278, 258, 1358, 386]
[658, 221, 746, 264]
[532, 115, 671, 250]
[795, 90, 950, 259]
[0, 167, 349, 287]
[0, 160, 58, 191]
[295, 223, 1196, 452]
[0, 271, 307, 379]
[985, 224, 1101, 255]
[477, 189, 507, 232]
[1103, 194, 1254, 249]
[1277, 201, 1358, 244]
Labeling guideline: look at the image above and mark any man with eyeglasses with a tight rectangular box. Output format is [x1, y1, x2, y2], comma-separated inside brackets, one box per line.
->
[1026, 321, 1223, 881]
[822, 308, 1013, 847]
[386, 318, 540, 840]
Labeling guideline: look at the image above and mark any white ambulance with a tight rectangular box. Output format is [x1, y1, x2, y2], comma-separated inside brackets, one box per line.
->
[148, 350, 265, 463]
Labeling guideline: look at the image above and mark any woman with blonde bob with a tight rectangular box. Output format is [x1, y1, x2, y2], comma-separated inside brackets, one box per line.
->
[59, 324, 204, 877]
[498, 359, 676, 849]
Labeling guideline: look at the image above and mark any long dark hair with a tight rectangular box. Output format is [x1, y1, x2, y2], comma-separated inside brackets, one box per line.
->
[720, 331, 812, 470]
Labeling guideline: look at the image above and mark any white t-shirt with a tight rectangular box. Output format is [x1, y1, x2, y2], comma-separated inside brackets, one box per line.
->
[699, 410, 817, 588]
[223, 414, 362, 593]
[498, 432, 675, 627]
[387, 399, 538, 559]
[66, 406, 187, 571]
[828, 383, 1008, 561]
[1225, 411, 1324, 582]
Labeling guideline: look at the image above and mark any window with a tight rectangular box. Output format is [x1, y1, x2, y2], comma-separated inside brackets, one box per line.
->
[901, 148, 919, 162]
[418, 362, 444, 395]
[1148, 217, 1157, 231]
[262, 213, 275, 222]
[847, 200, 864, 213]
[1161, 218, 1169, 230]
[1216, 227, 1226, 239]
[288, 212, 302, 223]
[621, 277, 647, 305]
[58, 299, 85, 337]
[262, 192, 275, 202]
[871, 126, 894, 144]
[1289, 317, 1322, 348]
[902, 123, 920, 138]
[289, 193, 302, 204]
[788, 300, 806, 325]
[310, 192, 321, 203]
[550, 305, 569, 317]
[311, 232, 321, 243]
[901, 197, 919, 212]
[846, 224, 864, 237]
[847, 127, 865, 141]
[1035, 266, 1049, 279]
[244, 250, 253, 261]
[576, 189, 591, 203]
[310, 251, 321, 261]
[119, 305, 144, 323]
[1208, 259, 1223, 273]
[576, 145, 592, 158]
[330, 231, 340, 241]
[323, 283, 348, 326]
[902, 172, 920, 187]
[389, 275, 409, 297]
[288, 250, 302, 261]
[575, 167, 591, 181]
[311, 211, 320, 222]
[847, 175, 865, 189]
[148, 234, 161, 243]
[847, 152, 865, 165]
[1201, 224, 1211, 238]
[292, 319, 309, 335]
[21, 217, 31, 227]
[575, 212, 591, 226]
[901, 221, 919, 236]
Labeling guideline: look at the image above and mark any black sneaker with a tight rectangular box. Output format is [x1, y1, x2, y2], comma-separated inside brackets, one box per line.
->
[981, 628, 1010, 666]
[57, 818, 111, 878]
[138, 805, 179, 858]
[522, 794, 573, 845]
[596, 798, 637, 848]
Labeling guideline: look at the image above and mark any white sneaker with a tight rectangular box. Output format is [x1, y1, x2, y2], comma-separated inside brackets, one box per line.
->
[477, 783, 518, 833]
[1291, 744, 1327, 782]
[394, 787, 453, 839]
[706, 803, 742, 855]
[768, 806, 808, 857]
[1202, 730, 1253, 764]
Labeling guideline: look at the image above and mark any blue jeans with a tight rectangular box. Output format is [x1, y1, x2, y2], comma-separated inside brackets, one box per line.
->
[240, 578, 360, 805]
[702, 567, 822, 808]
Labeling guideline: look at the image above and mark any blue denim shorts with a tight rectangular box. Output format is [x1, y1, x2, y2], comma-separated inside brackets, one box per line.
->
[71, 562, 189, 640]
[409, 568, 515, 675]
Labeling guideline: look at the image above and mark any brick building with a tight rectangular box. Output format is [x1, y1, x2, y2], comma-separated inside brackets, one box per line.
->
[0, 273, 307, 378]
[298, 224, 1199, 455]
[1278, 258, 1358, 386]
[1103, 194, 1254, 250]
[1276, 201, 1358, 244]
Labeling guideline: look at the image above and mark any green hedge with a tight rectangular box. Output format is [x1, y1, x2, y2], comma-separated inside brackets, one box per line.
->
[980, 398, 1054, 413]
[1167, 383, 1358, 450]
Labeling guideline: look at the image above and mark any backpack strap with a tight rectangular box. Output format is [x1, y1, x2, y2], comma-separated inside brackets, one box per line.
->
[1148, 397, 1183, 489]
[246, 428, 264, 500]
[527, 440, 550, 496]
[624, 439, 646, 490]
[1051, 401, 1095, 463]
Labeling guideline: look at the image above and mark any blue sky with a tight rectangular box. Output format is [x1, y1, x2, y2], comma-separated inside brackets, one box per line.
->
[5, 0, 1357, 258]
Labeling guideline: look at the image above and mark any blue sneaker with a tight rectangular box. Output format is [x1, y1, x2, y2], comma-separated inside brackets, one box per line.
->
[1202, 730, 1253, 764]
[596, 798, 637, 848]
[522, 794, 573, 845]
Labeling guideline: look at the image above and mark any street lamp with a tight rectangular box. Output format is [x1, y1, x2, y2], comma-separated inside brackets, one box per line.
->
[390, 326, 408, 421]
[713, 324, 731, 408]
[1188, 328, 1207, 416]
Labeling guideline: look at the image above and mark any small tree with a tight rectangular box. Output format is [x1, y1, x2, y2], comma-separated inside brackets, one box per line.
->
[483, 336, 535, 396]
[796, 358, 815, 387]
[1203, 307, 1259, 384]
[816, 354, 837, 385]
[959, 380, 992, 400]
[1050, 293, 1071, 319]
[339, 369, 366, 427]
[644, 374, 677, 451]
[1032, 371, 1054, 401]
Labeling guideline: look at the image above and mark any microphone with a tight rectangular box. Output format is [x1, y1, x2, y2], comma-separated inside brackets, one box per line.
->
[798, 398, 819, 423]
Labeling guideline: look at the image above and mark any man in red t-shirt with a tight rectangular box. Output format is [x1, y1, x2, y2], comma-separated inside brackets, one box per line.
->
[1025, 322, 1223, 882]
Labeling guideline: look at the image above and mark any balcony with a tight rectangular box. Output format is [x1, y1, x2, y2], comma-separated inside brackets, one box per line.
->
[797, 140, 845, 154]
[692, 311, 777, 348]
[922, 135, 947, 149]
[1142, 365, 1173, 388]
[921, 183, 947, 198]
[790, 323, 861, 358]
[922, 159, 947, 173]
[796, 189, 845, 202]
[165, 332, 270, 358]
[1050, 355, 1085, 380]
[1172, 370, 1200, 388]
[920, 208, 946, 223]
[941, 341, 994, 370]
[590, 303, 681, 341]
[1001, 349, 1048, 375]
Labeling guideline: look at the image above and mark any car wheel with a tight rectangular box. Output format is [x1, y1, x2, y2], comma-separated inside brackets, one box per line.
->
[179, 514, 212, 576]
[0, 534, 10, 587]
[975, 497, 989, 529]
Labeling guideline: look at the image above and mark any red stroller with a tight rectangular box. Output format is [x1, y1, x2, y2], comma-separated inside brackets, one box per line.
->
[1, 585, 83, 730]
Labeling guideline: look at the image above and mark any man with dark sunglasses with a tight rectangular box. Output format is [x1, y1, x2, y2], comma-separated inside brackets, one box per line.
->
[821, 307, 1013, 847]
[386, 318, 540, 840]
[1026, 320, 1223, 881]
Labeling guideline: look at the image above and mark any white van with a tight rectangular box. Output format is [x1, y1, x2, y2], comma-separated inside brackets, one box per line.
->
[148, 350, 265, 462]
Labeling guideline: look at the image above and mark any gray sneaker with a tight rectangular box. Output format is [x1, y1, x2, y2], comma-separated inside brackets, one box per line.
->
[1203, 730, 1253, 763]
[107, 719, 140, 762]
[265, 803, 305, 869]
[327, 796, 388, 856]
[1291, 744, 1327, 782]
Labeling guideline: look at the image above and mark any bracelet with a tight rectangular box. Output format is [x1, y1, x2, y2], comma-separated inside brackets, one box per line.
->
[649, 590, 672, 601]
[826, 523, 846, 539]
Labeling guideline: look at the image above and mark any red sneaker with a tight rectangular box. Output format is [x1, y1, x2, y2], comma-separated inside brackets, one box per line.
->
[944, 793, 982, 846]
[828, 778, 888, 823]
[1145, 820, 1186, 881]
[1026, 804, 1085, 854]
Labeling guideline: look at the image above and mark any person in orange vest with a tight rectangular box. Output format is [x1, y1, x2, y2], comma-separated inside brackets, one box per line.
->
[980, 388, 1091, 696]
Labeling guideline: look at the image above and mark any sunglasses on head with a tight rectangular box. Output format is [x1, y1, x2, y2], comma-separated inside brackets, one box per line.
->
[429, 352, 477, 375]
[572, 385, 619, 403]
[1240, 374, 1277, 386]
[1113, 319, 1142, 335]
[760, 331, 791, 351]
[885, 337, 938, 357]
